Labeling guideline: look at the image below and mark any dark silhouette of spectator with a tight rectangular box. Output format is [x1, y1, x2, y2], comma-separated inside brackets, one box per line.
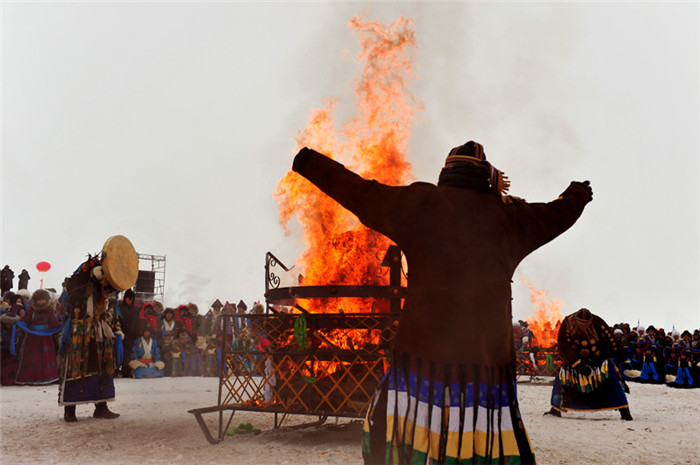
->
[17, 269, 30, 290]
[118, 289, 142, 378]
[1, 266, 14, 295]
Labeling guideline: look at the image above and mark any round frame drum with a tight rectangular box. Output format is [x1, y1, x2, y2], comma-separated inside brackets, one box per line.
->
[101, 235, 138, 291]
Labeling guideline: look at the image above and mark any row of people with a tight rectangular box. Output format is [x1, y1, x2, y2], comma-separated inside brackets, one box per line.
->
[5, 287, 698, 389]
[618, 324, 699, 388]
[1, 265, 31, 295]
[0, 288, 266, 384]
[512, 318, 700, 389]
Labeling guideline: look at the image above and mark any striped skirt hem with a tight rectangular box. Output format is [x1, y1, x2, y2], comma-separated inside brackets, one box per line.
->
[362, 352, 535, 465]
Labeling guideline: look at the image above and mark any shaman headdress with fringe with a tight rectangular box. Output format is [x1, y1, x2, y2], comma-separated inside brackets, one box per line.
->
[437, 141, 510, 197]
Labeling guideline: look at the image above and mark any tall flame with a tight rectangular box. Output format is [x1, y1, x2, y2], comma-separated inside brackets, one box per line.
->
[521, 277, 564, 349]
[275, 16, 420, 313]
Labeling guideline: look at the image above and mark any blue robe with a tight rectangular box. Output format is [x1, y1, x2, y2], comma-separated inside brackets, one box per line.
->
[130, 337, 164, 379]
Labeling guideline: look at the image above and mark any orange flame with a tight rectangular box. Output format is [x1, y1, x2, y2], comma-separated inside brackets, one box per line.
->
[521, 277, 564, 349]
[275, 16, 420, 315]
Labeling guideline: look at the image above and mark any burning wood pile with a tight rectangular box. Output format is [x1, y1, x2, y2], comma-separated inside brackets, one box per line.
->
[515, 279, 565, 377]
[222, 246, 403, 414]
[189, 17, 416, 443]
[188, 247, 405, 444]
[221, 308, 399, 416]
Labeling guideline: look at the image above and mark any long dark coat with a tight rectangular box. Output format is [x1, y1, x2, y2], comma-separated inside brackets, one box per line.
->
[1, 266, 14, 294]
[293, 149, 591, 367]
[17, 270, 30, 290]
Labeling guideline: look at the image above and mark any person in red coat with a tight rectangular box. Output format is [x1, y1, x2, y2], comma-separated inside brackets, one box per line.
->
[15, 289, 61, 385]
[291, 142, 592, 465]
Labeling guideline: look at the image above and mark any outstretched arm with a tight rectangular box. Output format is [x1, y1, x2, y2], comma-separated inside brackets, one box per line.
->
[511, 181, 593, 259]
[292, 148, 414, 240]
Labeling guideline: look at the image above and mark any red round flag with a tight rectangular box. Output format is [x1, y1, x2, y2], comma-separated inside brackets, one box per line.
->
[36, 261, 51, 272]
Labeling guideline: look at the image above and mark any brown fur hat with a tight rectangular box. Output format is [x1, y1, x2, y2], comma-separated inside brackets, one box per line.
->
[30, 289, 51, 311]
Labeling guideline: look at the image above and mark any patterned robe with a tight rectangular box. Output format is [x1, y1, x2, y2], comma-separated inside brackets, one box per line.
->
[293, 148, 590, 465]
[129, 336, 164, 378]
[550, 309, 629, 412]
[58, 264, 122, 406]
[15, 307, 61, 385]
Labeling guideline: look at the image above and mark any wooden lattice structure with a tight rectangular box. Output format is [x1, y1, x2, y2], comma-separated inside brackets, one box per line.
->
[516, 348, 563, 379]
[188, 247, 406, 444]
[219, 312, 398, 413]
[189, 313, 400, 444]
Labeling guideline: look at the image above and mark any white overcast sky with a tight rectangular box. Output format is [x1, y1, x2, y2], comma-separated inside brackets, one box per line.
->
[2, 2, 698, 331]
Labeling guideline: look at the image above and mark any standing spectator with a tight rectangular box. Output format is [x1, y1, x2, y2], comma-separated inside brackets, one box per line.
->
[169, 329, 185, 377]
[1, 291, 15, 311]
[232, 327, 257, 374]
[1, 309, 21, 385]
[1, 265, 14, 295]
[205, 299, 224, 335]
[160, 331, 176, 377]
[188, 302, 200, 318]
[203, 334, 222, 377]
[14, 289, 31, 317]
[664, 330, 683, 377]
[666, 330, 696, 388]
[118, 289, 142, 378]
[139, 302, 159, 338]
[152, 300, 164, 318]
[637, 325, 665, 384]
[211, 299, 224, 314]
[17, 269, 30, 290]
[181, 331, 203, 376]
[15, 289, 62, 385]
[159, 307, 177, 339]
[214, 302, 236, 344]
[176, 305, 193, 334]
[10, 294, 27, 320]
[234, 300, 248, 336]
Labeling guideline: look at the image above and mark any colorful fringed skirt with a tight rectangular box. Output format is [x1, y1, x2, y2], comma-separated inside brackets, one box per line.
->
[550, 359, 628, 412]
[362, 353, 535, 465]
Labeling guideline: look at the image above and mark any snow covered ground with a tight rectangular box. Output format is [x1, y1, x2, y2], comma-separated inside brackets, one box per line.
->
[1, 376, 698, 464]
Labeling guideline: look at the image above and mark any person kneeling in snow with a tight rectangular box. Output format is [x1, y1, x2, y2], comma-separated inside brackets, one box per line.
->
[129, 326, 165, 379]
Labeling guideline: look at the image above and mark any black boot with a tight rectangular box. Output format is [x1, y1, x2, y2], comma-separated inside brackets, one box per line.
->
[93, 402, 120, 419]
[543, 407, 561, 417]
[64, 405, 77, 422]
[619, 407, 633, 421]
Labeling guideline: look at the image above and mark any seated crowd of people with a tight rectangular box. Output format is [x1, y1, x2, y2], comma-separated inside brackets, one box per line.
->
[512, 319, 700, 389]
[0, 287, 266, 385]
[3, 285, 698, 390]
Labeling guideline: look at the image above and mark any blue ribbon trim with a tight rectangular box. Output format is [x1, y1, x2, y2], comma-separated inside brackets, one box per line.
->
[10, 321, 62, 356]
[116, 333, 124, 367]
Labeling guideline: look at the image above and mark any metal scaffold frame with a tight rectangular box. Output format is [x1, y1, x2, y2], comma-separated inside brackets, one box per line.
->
[135, 253, 166, 303]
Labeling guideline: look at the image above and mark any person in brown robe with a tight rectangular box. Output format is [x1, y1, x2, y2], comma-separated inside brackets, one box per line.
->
[291, 141, 592, 465]
[546, 308, 632, 420]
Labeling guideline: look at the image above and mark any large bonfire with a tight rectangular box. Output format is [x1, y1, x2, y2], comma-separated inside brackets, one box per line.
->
[521, 277, 564, 349]
[275, 16, 421, 314]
